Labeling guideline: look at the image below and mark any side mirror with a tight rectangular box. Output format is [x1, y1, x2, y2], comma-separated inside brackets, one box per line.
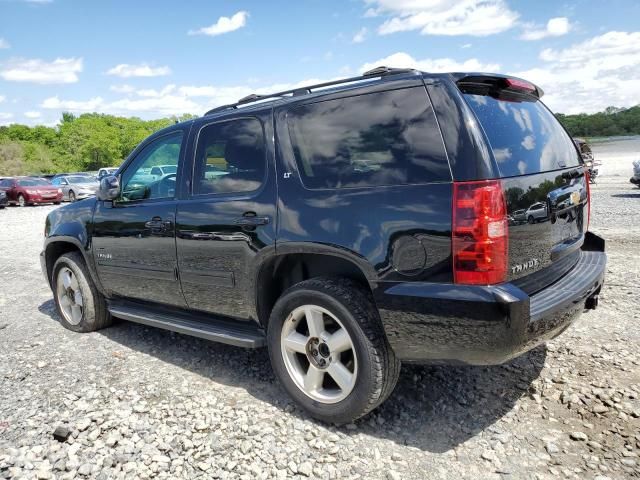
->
[97, 175, 120, 201]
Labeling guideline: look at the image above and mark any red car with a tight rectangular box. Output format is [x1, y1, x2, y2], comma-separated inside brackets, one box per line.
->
[0, 177, 63, 206]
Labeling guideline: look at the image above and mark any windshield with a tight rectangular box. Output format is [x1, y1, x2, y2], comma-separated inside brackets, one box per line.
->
[161, 166, 177, 174]
[464, 94, 580, 177]
[68, 176, 95, 184]
[18, 178, 50, 186]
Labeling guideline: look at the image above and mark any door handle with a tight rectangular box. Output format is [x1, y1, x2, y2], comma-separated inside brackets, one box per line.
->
[235, 212, 270, 227]
[145, 216, 172, 231]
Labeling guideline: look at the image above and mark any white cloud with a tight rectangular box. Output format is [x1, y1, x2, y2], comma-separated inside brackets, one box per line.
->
[189, 11, 248, 37]
[520, 17, 572, 41]
[106, 63, 171, 78]
[109, 84, 135, 94]
[0, 95, 5, 104]
[42, 96, 105, 112]
[360, 52, 500, 74]
[353, 27, 368, 43]
[365, 0, 519, 37]
[0, 112, 14, 126]
[0, 38, 10, 49]
[0, 57, 82, 84]
[512, 31, 640, 113]
[24, 111, 42, 119]
[461, 43, 472, 49]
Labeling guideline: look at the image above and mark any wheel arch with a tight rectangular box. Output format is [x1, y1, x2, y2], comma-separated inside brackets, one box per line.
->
[254, 243, 377, 328]
[43, 237, 106, 295]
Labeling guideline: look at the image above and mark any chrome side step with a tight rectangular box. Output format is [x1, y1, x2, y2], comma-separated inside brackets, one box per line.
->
[108, 303, 265, 348]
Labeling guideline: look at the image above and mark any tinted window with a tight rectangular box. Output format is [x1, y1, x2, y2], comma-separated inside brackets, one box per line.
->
[464, 94, 580, 177]
[193, 118, 266, 195]
[287, 87, 450, 189]
[120, 131, 183, 202]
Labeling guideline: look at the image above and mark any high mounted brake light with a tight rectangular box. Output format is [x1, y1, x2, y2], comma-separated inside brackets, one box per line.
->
[504, 78, 536, 93]
[453, 180, 508, 285]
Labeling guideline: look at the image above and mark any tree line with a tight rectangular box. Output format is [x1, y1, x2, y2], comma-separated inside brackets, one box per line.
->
[0, 105, 639, 176]
[556, 105, 640, 138]
[0, 112, 196, 176]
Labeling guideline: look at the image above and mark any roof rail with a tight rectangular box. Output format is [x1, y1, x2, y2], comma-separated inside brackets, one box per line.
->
[204, 66, 418, 116]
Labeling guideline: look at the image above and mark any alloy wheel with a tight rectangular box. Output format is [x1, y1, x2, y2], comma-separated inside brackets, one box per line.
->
[280, 304, 358, 404]
[18, 195, 26, 207]
[56, 267, 84, 325]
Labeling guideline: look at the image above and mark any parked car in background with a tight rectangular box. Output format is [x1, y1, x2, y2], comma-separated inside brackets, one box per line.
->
[631, 160, 640, 187]
[0, 177, 62, 206]
[0, 189, 8, 209]
[97, 167, 118, 179]
[525, 202, 548, 223]
[51, 175, 100, 202]
[511, 209, 527, 224]
[149, 165, 177, 179]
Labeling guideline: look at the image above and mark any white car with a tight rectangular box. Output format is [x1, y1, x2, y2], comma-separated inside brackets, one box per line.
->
[526, 202, 548, 224]
[97, 167, 118, 179]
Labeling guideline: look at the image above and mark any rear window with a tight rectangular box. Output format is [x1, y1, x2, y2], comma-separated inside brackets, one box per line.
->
[287, 87, 450, 189]
[464, 94, 580, 177]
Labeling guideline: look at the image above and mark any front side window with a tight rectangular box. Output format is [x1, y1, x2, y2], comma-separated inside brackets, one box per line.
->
[287, 87, 450, 189]
[120, 131, 183, 202]
[192, 118, 266, 196]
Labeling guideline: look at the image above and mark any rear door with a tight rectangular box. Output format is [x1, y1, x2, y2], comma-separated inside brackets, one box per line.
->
[459, 78, 587, 292]
[175, 113, 276, 319]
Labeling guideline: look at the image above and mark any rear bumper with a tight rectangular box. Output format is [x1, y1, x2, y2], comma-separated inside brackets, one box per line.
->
[374, 234, 606, 365]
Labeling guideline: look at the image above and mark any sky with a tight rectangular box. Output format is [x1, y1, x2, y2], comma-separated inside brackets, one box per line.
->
[0, 0, 639, 127]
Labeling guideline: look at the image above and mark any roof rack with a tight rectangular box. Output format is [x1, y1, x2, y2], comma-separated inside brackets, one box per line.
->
[204, 66, 418, 116]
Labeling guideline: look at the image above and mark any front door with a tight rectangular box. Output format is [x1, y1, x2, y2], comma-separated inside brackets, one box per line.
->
[176, 115, 277, 319]
[92, 129, 188, 307]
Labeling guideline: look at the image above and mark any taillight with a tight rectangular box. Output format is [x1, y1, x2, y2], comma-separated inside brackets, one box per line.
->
[584, 169, 591, 231]
[453, 180, 508, 285]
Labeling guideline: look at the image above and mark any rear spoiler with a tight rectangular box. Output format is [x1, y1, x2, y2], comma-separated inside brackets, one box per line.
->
[453, 73, 544, 99]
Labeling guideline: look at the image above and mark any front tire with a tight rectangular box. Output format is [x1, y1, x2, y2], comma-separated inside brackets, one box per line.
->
[527, 215, 535, 224]
[68, 191, 76, 202]
[52, 252, 112, 333]
[267, 277, 400, 424]
[18, 194, 27, 207]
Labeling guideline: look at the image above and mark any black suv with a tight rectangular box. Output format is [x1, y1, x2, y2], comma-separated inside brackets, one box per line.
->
[41, 67, 606, 424]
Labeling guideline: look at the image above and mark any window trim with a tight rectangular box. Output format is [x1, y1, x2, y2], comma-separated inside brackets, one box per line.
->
[189, 116, 268, 199]
[116, 129, 185, 206]
[284, 86, 452, 192]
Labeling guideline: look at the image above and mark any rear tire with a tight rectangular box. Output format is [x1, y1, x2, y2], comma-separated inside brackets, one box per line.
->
[69, 191, 76, 202]
[267, 277, 400, 424]
[52, 252, 112, 333]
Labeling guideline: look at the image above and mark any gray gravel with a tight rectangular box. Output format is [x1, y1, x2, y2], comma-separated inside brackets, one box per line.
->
[1, 154, 639, 479]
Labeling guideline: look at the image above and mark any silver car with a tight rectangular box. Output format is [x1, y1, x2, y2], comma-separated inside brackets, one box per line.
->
[525, 202, 548, 224]
[51, 175, 99, 202]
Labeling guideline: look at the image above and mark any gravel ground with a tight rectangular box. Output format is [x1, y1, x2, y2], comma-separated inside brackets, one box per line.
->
[1, 144, 639, 479]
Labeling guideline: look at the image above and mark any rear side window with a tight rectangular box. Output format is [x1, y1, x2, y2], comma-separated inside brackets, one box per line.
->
[193, 118, 266, 196]
[287, 87, 450, 189]
[464, 94, 580, 177]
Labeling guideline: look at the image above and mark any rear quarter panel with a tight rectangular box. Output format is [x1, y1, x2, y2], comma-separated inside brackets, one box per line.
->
[273, 105, 453, 284]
